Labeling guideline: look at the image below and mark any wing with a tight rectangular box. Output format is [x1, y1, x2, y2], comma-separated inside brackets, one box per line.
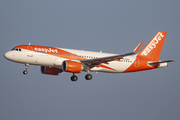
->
[81, 52, 136, 68]
[80, 42, 142, 70]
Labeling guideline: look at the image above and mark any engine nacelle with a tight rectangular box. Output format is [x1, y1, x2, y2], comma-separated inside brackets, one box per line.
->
[41, 66, 62, 75]
[62, 60, 83, 73]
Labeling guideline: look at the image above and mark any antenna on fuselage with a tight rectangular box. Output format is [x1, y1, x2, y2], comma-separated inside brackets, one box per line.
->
[28, 43, 31, 45]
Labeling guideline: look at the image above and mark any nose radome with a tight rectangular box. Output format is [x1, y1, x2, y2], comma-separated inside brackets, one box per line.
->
[4, 52, 8, 59]
[4, 51, 12, 60]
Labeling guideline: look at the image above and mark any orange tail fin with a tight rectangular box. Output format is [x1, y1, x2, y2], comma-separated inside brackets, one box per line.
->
[138, 31, 167, 60]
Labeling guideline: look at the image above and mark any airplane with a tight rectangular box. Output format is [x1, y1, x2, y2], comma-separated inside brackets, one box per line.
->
[4, 31, 174, 81]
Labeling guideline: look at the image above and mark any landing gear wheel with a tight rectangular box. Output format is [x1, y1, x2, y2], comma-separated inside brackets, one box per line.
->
[71, 75, 78, 81]
[85, 74, 92, 80]
[23, 70, 28, 75]
[23, 64, 29, 75]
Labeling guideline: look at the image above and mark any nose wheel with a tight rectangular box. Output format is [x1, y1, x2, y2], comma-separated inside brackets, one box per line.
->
[23, 64, 29, 75]
[23, 70, 28, 75]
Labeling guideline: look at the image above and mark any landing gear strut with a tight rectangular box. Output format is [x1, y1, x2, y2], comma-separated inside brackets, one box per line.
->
[23, 64, 29, 75]
[71, 73, 78, 81]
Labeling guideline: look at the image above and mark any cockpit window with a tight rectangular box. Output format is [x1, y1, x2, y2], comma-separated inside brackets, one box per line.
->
[11, 48, 22, 51]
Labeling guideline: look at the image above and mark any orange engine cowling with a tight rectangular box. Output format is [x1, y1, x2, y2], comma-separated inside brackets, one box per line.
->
[62, 60, 83, 73]
[41, 66, 61, 75]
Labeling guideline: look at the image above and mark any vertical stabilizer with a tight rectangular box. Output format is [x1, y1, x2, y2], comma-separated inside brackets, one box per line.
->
[138, 31, 167, 60]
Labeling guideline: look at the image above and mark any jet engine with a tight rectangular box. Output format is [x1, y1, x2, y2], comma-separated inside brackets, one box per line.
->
[41, 66, 62, 75]
[62, 60, 83, 73]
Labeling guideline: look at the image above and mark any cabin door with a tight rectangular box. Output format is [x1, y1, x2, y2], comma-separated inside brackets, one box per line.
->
[27, 46, 33, 57]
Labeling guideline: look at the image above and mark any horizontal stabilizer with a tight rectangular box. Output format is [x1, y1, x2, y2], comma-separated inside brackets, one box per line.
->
[148, 60, 175, 66]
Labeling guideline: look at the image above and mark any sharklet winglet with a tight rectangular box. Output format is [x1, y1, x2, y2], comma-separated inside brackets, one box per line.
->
[133, 42, 143, 53]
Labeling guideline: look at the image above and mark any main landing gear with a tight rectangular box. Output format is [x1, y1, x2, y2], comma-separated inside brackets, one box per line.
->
[71, 73, 78, 81]
[85, 74, 92, 80]
[70, 73, 92, 81]
[23, 64, 29, 75]
[85, 71, 92, 80]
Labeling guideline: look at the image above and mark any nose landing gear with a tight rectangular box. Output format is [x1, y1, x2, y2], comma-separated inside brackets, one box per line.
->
[23, 64, 29, 75]
[23, 70, 28, 75]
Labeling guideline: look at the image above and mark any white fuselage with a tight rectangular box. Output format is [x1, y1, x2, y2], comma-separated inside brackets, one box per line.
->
[5, 47, 136, 73]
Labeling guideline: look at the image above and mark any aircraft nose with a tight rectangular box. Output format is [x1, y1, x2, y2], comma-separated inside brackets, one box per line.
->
[4, 51, 12, 60]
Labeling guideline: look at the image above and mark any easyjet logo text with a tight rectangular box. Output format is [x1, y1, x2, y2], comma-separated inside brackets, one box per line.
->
[34, 47, 58, 53]
[141, 32, 164, 56]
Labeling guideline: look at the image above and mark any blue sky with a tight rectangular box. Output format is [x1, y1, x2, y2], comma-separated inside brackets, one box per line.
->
[1, 0, 180, 120]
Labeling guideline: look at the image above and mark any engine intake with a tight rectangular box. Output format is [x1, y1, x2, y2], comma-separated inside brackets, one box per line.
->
[62, 60, 83, 73]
